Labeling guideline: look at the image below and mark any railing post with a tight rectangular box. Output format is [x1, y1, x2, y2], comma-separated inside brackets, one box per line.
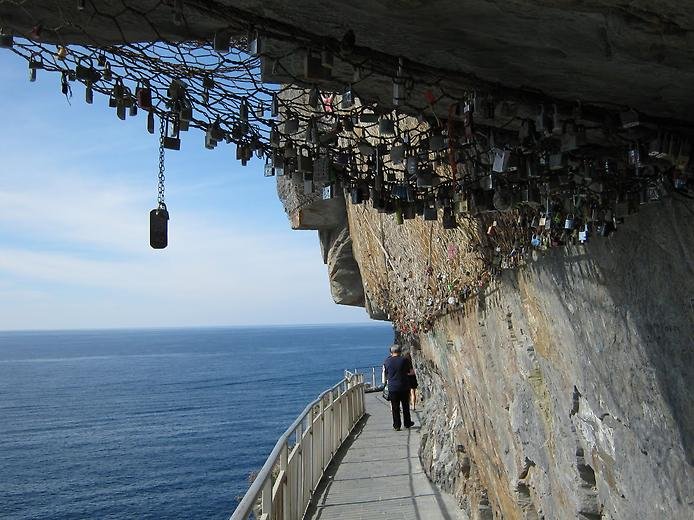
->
[261, 476, 272, 518]
[280, 444, 288, 520]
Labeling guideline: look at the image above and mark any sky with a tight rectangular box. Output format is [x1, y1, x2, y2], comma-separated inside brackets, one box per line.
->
[0, 52, 373, 330]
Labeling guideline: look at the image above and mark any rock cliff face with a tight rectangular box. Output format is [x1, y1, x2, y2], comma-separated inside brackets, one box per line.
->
[346, 196, 694, 519]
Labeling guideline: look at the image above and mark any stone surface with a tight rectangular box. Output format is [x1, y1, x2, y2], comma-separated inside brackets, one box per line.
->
[356, 196, 694, 519]
[3, 1, 694, 122]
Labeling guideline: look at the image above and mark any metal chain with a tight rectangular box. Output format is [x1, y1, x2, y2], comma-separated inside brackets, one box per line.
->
[157, 116, 166, 209]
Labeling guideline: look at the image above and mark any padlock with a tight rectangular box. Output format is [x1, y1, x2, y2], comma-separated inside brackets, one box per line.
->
[441, 207, 456, 229]
[578, 224, 588, 243]
[564, 213, 575, 230]
[116, 99, 126, 121]
[56, 45, 68, 60]
[620, 109, 639, 129]
[271, 93, 279, 118]
[28, 57, 42, 82]
[531, 234, 541, 248]
[248, 30, 261, 55]
[85, 84, 93, 104]
[403, 203, 417, 220]
[304, 52, 330, 81]
[129, 103, 137, 117]
[393, 58, 405, 106]
[492, 148, 510, 173]
[493, 188, 512, 211]
[390, 144, 405, 164]
[322, 184, 334, 200]
[359, 112, 378, 124]
[102, 62, 112, 82]
[429, 133, 446, 152]
[136, 82, 152, 110]
[163, 122, 181, 151]
[307, 87, 320, 109]
[406, 156, 418, 176]
[273, 154, 285, 176]
[479, 173, 495, 191]
[264, 157, 275, 177]
[284, 116, 299, 134]
[297, 147, 314, 173]
[454, 196, 469, 215]
[350, 186, 363, 204]
[75, 58, 100, 84]
[423, 203, 437, 221]
[147, 111, 155, 134]
[0, 31, 13, 48]
[342, 115, 354, 133]
[341, 85, 354, 109]
[213, 31, 230, 52]
[379, 118, 395, 135]
[417, 170, 433, 188]
[149, 206, 169, 249]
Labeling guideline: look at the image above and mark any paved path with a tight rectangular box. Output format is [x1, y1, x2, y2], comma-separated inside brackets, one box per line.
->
[305, 392, 465, 520]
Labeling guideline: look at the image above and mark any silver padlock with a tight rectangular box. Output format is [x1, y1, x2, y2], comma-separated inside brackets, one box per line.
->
[492, 148, 510, 173]
[564, 213, 575, 230]
[341, 85, 354, 109]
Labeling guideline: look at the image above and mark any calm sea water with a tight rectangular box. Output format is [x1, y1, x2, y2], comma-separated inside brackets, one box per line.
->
[0, 324, 392, 520]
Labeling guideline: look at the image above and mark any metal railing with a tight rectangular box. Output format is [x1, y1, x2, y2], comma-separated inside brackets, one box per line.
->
[345, 365, 384, 390]
[229, 373, 365, 520]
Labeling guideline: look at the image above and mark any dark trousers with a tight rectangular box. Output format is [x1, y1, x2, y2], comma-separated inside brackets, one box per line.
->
[389, 389, 412, 429]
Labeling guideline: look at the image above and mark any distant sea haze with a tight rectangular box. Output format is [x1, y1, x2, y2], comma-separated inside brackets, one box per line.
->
[0, 324, 392, 520]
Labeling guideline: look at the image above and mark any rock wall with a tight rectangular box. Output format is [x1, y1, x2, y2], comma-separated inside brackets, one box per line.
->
[347, 196, 693, 519]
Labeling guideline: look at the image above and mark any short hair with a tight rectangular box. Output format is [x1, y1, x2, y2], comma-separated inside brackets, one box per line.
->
[390, 344, 402, 354]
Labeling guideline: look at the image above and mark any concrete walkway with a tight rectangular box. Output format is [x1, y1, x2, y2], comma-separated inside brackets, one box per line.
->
[305, 392, 465, 520]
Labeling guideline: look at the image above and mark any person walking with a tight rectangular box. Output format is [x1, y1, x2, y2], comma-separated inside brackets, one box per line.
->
[382, 344, 414, 431]
[404, 352, 419, 410]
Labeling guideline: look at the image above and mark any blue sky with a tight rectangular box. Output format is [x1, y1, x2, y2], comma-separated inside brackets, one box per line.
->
[0, 52, 372, 330]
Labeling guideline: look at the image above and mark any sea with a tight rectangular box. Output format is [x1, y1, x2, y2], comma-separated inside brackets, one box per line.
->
[0, 324, 392, 520]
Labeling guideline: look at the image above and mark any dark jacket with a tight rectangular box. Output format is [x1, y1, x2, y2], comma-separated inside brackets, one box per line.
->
[383, 355, 411, 392]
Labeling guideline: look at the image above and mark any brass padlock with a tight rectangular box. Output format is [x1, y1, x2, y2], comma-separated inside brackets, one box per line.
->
[149, 205, 169, 249]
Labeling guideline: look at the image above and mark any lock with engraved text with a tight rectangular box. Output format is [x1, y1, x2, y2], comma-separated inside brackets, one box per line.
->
[150, 204, 169, 249]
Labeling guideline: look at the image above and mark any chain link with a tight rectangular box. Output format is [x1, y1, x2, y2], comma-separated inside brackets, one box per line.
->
[157, 116, 166, 209]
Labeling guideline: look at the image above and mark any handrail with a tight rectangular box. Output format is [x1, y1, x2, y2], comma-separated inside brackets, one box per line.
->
[229, 373, 365, 520]
[345, 365, 384, 389]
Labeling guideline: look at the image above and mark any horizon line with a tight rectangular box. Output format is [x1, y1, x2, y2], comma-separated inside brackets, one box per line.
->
[0, 321, 391, 334]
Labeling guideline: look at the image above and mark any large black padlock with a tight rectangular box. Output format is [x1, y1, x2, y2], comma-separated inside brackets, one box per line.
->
[150, 206, 169, 249]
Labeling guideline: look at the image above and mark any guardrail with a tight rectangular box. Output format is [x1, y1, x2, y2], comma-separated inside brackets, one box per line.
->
[345, 365, 383, 390]
[229, 373, 365, 520]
